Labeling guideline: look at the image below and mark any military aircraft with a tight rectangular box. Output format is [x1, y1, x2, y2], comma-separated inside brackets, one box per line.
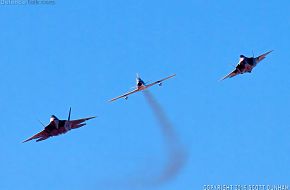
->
[221, 50, 273, 80]
[109, 74, 176, 102]
[23, 108, 95, 142]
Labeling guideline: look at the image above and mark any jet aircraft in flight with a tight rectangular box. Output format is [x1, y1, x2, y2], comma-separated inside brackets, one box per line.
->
[23, 108, 95, 142]
[221, 50, 273, 80]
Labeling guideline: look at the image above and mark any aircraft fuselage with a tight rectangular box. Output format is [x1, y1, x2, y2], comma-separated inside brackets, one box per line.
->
[136, 78, 147, 90]
[237, 57, 256, 74]
[45, 119, 70, 134]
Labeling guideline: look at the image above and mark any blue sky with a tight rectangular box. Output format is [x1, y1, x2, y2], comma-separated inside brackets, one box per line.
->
[0, 1, 290, 190]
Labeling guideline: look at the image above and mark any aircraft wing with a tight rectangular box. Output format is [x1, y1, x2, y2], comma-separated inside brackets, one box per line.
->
[146, 74, 176, 88]
[23, 130, 49, 143]
[70, 116, 96, 126]
[255, 50, 273, 64]
[221, 69, 241, 80]
[109, 89, 139, 102]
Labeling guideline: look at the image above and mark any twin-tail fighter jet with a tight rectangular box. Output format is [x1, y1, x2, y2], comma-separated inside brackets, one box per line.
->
[23, 108, 95, 143]
[109, 74, 176, 102]
[221, 50, 273, 80]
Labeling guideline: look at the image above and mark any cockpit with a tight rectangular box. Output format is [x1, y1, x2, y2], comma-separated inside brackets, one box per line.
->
[50, 115, 59, 123]
[136, 76, 144, 86]
[137, 78, 145, 87]
[137, 80, 143, 86]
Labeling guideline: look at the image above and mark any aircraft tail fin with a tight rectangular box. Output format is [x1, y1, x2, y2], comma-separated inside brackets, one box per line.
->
[64, 107, 72, 131]
[68, 107, 71, 122]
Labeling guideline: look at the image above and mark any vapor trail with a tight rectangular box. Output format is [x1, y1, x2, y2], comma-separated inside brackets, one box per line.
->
[97, 90, 187, 190]
[142, 90, 187, 185]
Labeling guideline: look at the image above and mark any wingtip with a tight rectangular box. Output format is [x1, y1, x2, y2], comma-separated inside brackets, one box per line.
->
[219, 77, 225, 81]
[166, 74, 176, 79]
[266, 50, 274, 55]
[87, 116, 97, 120]
[220, 75, 228, 81]
[22, 138, 31, 143]
[108, 97, 118, 102]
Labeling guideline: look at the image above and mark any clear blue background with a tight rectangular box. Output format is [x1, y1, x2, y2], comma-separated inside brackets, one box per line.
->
[0, 1, 289, 190]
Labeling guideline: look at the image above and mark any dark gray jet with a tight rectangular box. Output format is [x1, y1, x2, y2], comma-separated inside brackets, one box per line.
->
[221, 50, 273, 80]
[23, 108, 95, 142]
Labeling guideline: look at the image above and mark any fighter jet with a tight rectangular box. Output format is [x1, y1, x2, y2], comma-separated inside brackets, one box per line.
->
[23, 108, 95, 142]
[109, 74, 176, 102]
[221, 50, 273, 80]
